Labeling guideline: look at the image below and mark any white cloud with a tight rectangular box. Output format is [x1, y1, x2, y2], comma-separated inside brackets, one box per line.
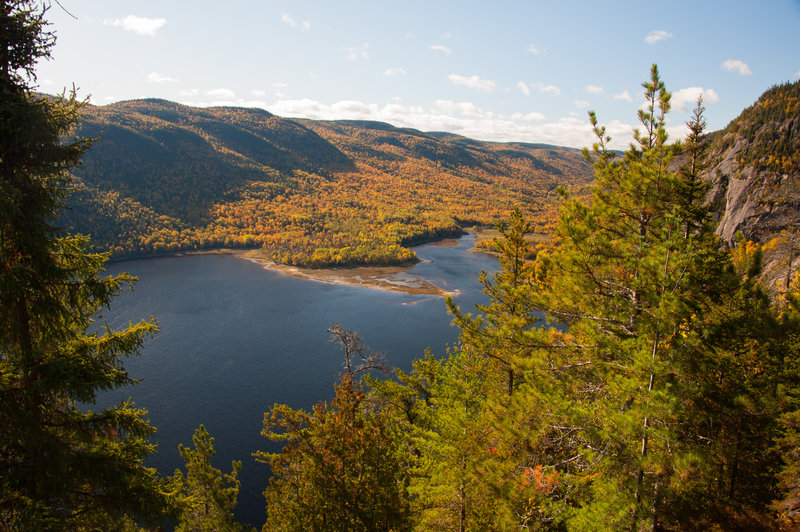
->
[585, 85, 604, 94]
[722, 59, 752, 76]
[272, 82, 288, 98]
[346, 43, 369, 61]
[267, 98, 327, 118]
[251, 89, 266, 97]
[383, 67, 407, 77]
[430, 44, 452, 55]
[434, 100, 490, 117]
[180, 95, 268, 109]
[448, 74, 496, 92]
[613, 90, 633, 102]
[525, 44, 541, 55]
[672, 87, 720, 112]
[180, 88, 200, 96]
[103, 15, 166, 36]
[146, 72, 178, 83]
[532, 82, 560, 96]
[511, 111, 547, 122]
[265, 97, 628, 149]
[282, 13, 310, 30]
[331, 100, 378, 116]
[516, 81, 531, 96]
[207, 88, 237, 99]
[795, 69, 800, 79]
[644, 30, 672, 44]
[574, 100, 590, 109]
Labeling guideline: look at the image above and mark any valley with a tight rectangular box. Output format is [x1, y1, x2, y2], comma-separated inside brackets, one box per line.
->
[61, 99, 594, 267]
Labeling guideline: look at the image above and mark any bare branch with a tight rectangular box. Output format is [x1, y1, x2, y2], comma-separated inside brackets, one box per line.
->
[327, 322, 389, 380]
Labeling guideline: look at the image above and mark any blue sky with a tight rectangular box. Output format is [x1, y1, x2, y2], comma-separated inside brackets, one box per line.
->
[37, 0, 800, 149]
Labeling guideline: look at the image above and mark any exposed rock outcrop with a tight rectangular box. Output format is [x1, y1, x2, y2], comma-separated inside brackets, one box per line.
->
[703, 81, 800, 292]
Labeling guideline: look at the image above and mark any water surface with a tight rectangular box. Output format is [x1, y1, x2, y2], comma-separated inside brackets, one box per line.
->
[97, 234, 498, 526]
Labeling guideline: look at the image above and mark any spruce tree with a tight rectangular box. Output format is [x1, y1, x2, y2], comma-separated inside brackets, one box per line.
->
[0, 1, 176, 527]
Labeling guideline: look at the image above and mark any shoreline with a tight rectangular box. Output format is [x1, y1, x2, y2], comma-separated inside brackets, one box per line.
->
[237, 250, 459, 297]
[108, 234, 485, 297]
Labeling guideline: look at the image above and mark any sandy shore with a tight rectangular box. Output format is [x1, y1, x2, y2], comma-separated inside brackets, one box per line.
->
[179, 237, 474, 297]
[232, 250, 457, 297]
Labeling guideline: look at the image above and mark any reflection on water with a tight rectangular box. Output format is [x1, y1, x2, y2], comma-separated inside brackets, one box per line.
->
[96, 234, 498, 526]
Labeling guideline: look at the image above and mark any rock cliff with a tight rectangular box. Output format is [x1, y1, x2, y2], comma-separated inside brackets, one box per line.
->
[703, 80, 800, 291]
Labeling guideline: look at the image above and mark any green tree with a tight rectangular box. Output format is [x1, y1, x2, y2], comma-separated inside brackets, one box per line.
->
[0, 1, 176, 527]
[403, 349, 517, 531]
[175, 425, 252, 532]
[448, 207, 537, 396]
[676, 96, 711, 238]
[444, 65, 795, 529]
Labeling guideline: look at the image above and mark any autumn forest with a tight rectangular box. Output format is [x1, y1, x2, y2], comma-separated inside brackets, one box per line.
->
[3, 1, 800, 530]
[59, 100, 594, 267]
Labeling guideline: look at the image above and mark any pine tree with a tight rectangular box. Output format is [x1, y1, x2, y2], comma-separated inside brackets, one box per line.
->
[448, 207, 537, 396]
[175, 425, 252, 532]
[0, 1, 176, 527]
[676, 97, 711, 238]
[445, 65, 795, 529]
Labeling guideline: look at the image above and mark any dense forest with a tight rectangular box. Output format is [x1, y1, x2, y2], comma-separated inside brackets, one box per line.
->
[248, 70, 800, 531]
[59, 97, 593, 267]
[2, 1, 800, 530]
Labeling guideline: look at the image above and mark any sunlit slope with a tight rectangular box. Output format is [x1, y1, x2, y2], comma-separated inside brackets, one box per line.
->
[62, 99, 593, 266]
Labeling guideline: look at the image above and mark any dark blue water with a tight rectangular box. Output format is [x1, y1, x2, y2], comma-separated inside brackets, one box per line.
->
[95, 234, 498, 527]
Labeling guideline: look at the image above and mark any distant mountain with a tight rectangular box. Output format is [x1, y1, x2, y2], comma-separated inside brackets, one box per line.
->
[59, 83, 800, 279]
[61, 99, 594, 266]
[73, 99, 355, 225]
[703, 80, 800, 291]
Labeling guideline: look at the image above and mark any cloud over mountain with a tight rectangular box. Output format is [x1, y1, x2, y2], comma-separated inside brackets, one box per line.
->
[672, 86, 720, 111]
[146, 72, 178, 84]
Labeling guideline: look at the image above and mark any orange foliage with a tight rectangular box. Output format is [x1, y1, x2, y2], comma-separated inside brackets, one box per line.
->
[520, 465, 559, 494]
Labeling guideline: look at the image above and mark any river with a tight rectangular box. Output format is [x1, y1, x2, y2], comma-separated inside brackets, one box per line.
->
[96, 233, 499, 527]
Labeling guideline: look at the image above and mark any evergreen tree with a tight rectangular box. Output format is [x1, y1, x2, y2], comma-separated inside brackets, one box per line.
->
[0, 1, 176, 527]
[175, 425, 252, 532]
[445, 65, 796, 529]
[448, 207, 537, 396]
[403, 349, 505, 530]
[676, 97, 711, 238]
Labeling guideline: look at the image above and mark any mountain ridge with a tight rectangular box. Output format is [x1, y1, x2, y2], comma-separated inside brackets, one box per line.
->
[60, 80, 800, 278]
[62, 98, 593, 266]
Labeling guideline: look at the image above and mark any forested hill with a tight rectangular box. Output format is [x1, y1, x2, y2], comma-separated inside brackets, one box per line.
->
[702, 80, 800, 291]
[60, 98, 593, 266]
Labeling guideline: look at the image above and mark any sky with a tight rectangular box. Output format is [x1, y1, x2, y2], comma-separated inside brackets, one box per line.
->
[35, 0, 800, 150]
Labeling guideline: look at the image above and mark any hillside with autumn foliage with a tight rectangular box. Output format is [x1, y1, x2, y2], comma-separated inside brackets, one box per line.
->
[702, 80, 800, 293]
[59, 99, 593, 266]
